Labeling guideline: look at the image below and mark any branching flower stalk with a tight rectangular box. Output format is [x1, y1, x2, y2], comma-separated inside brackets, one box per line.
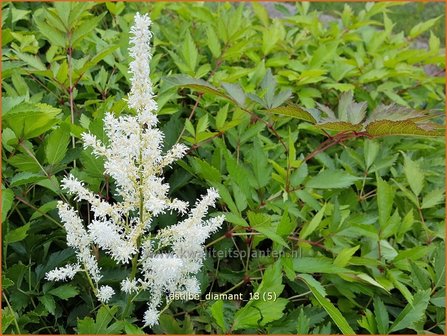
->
[46, 12, 224, 327]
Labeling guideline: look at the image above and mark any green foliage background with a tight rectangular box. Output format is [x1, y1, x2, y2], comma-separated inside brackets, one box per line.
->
[2, 2, 445, 334]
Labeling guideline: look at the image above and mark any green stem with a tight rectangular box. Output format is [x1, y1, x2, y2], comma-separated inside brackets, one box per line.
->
[2, 293, 21, 334]
[205, 234, 226, 248]
[18, 143, 68, 202]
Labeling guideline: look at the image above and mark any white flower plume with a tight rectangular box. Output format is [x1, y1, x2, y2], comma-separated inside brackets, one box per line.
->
[46, 12, 224, 328]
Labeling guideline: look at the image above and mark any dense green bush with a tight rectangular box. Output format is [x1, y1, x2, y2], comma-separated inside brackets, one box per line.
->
[2, 2, 445, 334]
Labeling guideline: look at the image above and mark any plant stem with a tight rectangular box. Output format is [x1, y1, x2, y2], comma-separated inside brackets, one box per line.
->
[3, 292, 21, 334]
[221, 280, 244, 295]
[15, 195, 64, 229]
[67, 31, 76, 162]
[18, 142, 68, 202]
[205, 234, 226, 248]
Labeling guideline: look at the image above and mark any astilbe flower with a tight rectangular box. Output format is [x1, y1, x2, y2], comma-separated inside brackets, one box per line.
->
[46, 12, 224, 327]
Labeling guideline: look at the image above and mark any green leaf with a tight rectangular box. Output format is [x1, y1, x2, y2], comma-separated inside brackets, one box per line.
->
[221, 82, 246, 107]
[301, 276, 355, 334]
[293, 257, 349, 274]
[165, 75, 233, 102]
[334, 245, 360, 268]
[299, 204, 326, 240]
[38, 295, 56, 315]
[310, 41, 339, 68]
[297, 273, 327, 297]
[359, 69, 389, 83]
[1, 308, 15, 334]
[409, 260, 431, 290]
[389, 290, 430, 333]
[402, 153, 424, 197]
[189, 158, 221, 184]
[373, 297, 389, 334]
[249, 139, 271, 188]
[78, 306, 124, 334]
[13, 51, 46, 70]
[376, 175, 395, 228]
[72, 13, 105, 46]
[5, 223, 30, 245]
[3, 102, 62, 139]
[296, 309, 311, 334]
[206, 26, 221, 58]
[48, 284, 79, 300]
[77, 317, 96, 334]
[248, 212, 289, 249]
[8, 153, 41, 173]
[2, 188, 15, 222]
[30, 200, 58, 221]
[366, 119, 443, 137]
[210, 300, 226, 331]
[10, 172, 46, 187]
[409, 17, 441, 38]
[306, 169, 361, 189]
[182, 30, 198, 72]
[233, 261, 288, 330]
[123, 321, 145, 334]
[421, 189, 444, 209]
[252, 2, 269, 26]
[265, 105, 317, 123]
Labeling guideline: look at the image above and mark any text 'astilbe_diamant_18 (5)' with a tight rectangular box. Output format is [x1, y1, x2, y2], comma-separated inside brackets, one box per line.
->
[45, 12, 225, 327]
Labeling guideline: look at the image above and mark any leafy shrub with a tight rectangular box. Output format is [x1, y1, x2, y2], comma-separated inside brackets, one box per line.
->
[2, 2, 445, 334]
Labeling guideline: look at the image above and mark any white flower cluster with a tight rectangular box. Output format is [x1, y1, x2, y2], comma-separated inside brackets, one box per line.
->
[46, 12, 224, 327]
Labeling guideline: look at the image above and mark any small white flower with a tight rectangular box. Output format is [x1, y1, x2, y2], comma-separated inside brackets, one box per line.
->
[184, 277, 200, 295]
[97, 285, 115, 303]
[45, 264, 81, 281]
[143, 306, 160, 327]
[121, 278, 139, 294]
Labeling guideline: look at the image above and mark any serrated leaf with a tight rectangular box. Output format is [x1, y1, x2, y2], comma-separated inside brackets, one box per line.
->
[182, 30, 198, 72]
[45, 123, 71, 164]
[301, 276, 355, 334]
[3, 102, 62, 139]
[293, 257, 349, 274]
[317, 121, 363, 132]
[210, 300, 226, 331]
[402, 153, 424, 197]
[297, 273, 327, 297]
[2, 188, 15, 222]
[165, 75, 233, 102]
[409, 17, 441, 38]
[389, 290, 430, 332]
[222, 82, 245, 107]
[265, 105, 317, 123]
[248, 212, 289, 249]
[306, 169, 362, 189]
[10, 172, 46, 187]
[409, 260, 431, 290]
[189, 157, 221, 184]
[376, 175, 395, 228]
[421, 189, 444, 209]
[299, 204, 326, 240]
[14, 50, 46, 71]
[5, 223, 30, 244]
[48, 284, 79, 300]
[206, 26, 221, 58]
[38, 295, 56, 315]
[373, 297, 389, 334]
[1, 308, 15, 334]
[233, 261, 287, 330]
[366, 119, 443, 137]
[334, 245, 359, 268]
[250, 138, 271, 188]
[123, 322, 145, 334]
